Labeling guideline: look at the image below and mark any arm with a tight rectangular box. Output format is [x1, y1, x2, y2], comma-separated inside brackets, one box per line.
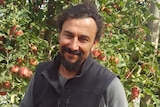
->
[106, 77, 128, 107]
[19, 74, 35, 107]
[99, 77, 128, 107]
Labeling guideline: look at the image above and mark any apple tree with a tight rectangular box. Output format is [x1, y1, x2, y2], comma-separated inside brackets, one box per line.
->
[0, 0, 160, 107]
[0, 0, 51, 106]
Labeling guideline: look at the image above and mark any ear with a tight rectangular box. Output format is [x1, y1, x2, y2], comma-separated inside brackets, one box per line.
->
[91, 40, 98, 51]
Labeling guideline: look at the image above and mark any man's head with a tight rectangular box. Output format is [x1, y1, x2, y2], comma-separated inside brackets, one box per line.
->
[57, 2, 104, 71]
[57, 2, 104, 41]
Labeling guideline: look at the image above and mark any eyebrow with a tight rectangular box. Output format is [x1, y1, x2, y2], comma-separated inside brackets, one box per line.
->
[63, 30, 91, 41]
[63, 30, 72, 34]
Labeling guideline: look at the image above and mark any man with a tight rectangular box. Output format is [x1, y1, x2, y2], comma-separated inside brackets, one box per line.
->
[20, 2, 128, 107]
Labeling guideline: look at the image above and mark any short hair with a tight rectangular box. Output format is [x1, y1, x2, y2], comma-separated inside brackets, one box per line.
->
[57, 2, 104, 41]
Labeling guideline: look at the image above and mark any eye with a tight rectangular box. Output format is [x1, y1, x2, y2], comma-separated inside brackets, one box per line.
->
[62, 31, 73, 39]
[65, 34, 73, 38]
[79, 36, 90, 43]
[63, 32, 73, 39]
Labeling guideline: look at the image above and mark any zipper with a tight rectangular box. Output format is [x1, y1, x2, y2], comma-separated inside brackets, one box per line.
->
[58, 78, 72, 107]
[65, 97, 71, 107]
[57, 97, 71, 107]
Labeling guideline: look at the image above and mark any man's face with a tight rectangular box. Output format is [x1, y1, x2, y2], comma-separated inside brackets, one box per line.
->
[59, 18, 97, 71]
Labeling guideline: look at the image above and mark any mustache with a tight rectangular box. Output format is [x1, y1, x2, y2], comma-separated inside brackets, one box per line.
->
[62, 47, 82, 56]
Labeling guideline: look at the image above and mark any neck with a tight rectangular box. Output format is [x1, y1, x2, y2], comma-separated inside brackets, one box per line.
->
[59, 64, 79, 79]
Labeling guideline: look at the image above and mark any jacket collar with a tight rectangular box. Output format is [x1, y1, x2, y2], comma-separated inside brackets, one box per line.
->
[42, 53, 95, 80]
[41, 53, 95, 94]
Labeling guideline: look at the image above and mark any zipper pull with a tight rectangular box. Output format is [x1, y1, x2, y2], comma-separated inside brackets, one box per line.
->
[66, 97, 70, 107]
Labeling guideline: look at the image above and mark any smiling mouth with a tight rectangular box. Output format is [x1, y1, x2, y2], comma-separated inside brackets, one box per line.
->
[65, 51, 78, 58]
[62, 46, 81, 56]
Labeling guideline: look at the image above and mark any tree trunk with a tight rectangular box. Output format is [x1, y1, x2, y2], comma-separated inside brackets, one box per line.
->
[147, 0, 160, 52]
[44, 0, 55, 45]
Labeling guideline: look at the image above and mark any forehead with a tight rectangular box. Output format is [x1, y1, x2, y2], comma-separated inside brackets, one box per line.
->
[61, 18, 97, 36]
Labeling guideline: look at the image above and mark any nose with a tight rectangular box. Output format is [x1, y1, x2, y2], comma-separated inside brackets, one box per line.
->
[69, 37, 79, 51]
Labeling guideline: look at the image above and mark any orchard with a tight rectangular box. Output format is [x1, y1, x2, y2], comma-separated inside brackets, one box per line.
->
[0, 0, 160, 107]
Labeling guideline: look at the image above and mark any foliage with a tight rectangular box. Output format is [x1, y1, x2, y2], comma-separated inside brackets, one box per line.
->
[0, 0, 159, 107]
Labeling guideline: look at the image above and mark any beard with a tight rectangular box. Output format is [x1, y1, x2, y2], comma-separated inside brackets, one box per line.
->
[61, 46, 83, 71]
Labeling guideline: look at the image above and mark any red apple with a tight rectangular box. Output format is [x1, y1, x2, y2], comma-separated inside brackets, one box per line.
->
[9, 25, 24, 37]
[10, 65, 19, 73]
[0, 91, 7, 96]
[9, 25, 19, 35]
[114, 57, 119, 64]
[19, 67, 33, 78]
[98, 53, 107, 61]
[131, 86, 140, 99]
[0, 0, 5, 5]
[0, 44, 5, 52]
[29, 58, 38, 66]
[0, 36, 4, 42]
[110, 56, 119, 64]
[30, 45, 38, 53]
[14, 29, 24, 37]
[92, 49, 101, 58]
[4, 81, 11, 89]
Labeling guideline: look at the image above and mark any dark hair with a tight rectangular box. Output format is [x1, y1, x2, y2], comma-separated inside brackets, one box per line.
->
[57, 2, 104, 41]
